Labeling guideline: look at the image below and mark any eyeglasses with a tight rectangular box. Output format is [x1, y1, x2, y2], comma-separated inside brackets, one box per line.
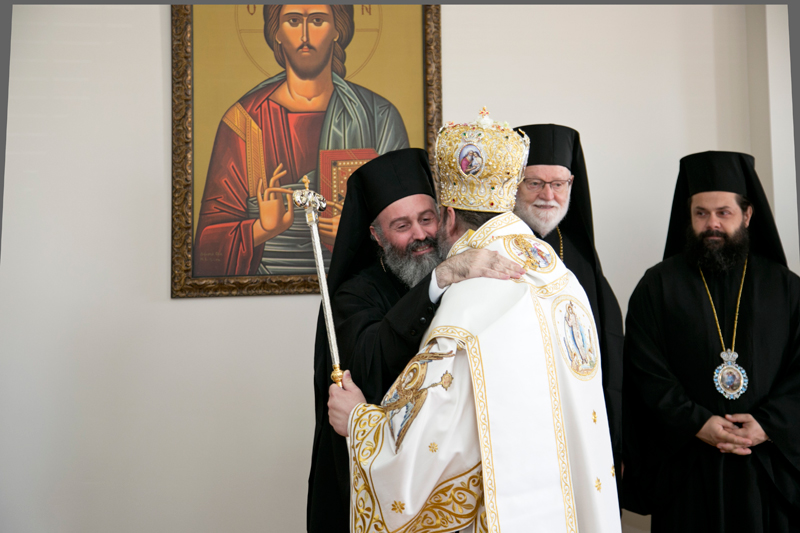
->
[521, 178, 573, 193]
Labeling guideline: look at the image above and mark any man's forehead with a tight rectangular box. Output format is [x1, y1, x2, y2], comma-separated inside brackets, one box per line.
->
[690, 190, 740, 208]
[378, 194, 437, 224]
[524, 164, 571, 179]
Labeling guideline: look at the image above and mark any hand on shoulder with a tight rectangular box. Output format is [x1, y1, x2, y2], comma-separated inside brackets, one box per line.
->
[435, 248, 525, 288]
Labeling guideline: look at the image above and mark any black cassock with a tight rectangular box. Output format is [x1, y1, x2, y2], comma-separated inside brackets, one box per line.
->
[307, 264, 437, 533]
[305, 148, 437, 532]
[622, 252, 800, 532]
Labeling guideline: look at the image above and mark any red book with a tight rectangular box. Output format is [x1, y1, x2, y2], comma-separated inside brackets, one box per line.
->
[318, 148, 380, 251]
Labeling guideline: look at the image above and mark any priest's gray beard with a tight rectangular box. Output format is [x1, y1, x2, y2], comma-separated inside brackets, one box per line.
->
[514, 194, 571, 237]
[376, 231, 446, 288]
[686, 222, 750, 273]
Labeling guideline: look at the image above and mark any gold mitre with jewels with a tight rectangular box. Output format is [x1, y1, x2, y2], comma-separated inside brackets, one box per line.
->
[435, 107, 530, 213]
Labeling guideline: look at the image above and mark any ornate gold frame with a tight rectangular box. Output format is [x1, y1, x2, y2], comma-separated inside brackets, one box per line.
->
[171, 5, 442, 298]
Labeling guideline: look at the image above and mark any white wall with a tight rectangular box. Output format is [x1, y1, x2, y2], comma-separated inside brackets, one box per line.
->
[764, 6, 799, 270]
[1, 6, 317, 532]
[442, 4, 798, 317]
[0, 5, 795, 533]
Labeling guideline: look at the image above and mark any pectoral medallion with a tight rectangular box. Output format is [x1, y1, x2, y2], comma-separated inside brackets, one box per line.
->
[713, 349, 748, 400]
[699, 258, 749, 401]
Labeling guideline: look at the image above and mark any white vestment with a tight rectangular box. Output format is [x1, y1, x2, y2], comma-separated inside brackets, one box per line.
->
[347, 212, 621, 533]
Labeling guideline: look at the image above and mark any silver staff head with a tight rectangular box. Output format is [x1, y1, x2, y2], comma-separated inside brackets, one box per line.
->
[293, 176, 328, 225]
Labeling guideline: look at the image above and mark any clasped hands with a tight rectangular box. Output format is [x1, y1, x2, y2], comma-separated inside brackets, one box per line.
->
[696, 413, 769, 455]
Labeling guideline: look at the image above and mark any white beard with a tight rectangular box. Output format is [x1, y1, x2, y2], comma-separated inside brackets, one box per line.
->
[514, 196, 570, 237]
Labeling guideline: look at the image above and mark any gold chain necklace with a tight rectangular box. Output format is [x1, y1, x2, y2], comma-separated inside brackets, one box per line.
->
[699, 256, 749, 400]
[556, 227, 564, 261]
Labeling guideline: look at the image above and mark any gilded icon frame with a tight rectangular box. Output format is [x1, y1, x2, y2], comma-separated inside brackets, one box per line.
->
[171, 5, 442, 298]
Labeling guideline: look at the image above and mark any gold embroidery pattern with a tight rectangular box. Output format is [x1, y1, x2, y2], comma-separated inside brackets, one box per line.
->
[611, 466, 616, 478]
[350, 404, 388, 533]
[592, 410, 597, 424]
[222, 102, 267, 197]
[447, 229, 475, 259]
[532, 296, 577, 533]
[595, 478, 602, 492]
[534, 273, 570, 297]
[503, 234, 557, 274]
[351, 417, 484, 533]
[436, 116, 529, 214]
[466, 212, 520, 250]
[477, 507, 489, 533]
[511, 271, 571, 294]
[551, 296, 600, 381]
[382, 350, 457, 451]
[429, 442, 438, 453]
[399, 463, 483, 532]
[447, 212, 519, 258]
[425, 326, 501, 533]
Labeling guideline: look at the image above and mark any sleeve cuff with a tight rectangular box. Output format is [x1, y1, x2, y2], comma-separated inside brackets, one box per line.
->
[688, 404, 715, 435]
[348, 402, 366, 437]
[429, 268, 449, 303]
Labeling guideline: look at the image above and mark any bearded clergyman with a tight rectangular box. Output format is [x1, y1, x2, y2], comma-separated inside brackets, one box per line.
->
[307, 148, 524, 533]
[621, 151, 800, 531]
[513, 124, 623, 486]
[329, 111, 621, 532]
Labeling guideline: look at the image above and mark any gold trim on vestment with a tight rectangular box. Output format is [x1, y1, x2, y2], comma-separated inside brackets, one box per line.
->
[477, 507, 489, 533]
[531, 295, 577, 533]
[447, 212, 519, 258]
[534, 273, 570, 297]
[511, 271, 571, 295]
[351, 403, 389, 533]
[222, 102, 267, 197]
[399, 463, 483, 532]
[350, 405, 484, 533]
[425, 326, 501, 533]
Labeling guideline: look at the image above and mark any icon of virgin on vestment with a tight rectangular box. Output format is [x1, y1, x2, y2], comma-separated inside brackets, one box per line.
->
[552, 298, 599, 380]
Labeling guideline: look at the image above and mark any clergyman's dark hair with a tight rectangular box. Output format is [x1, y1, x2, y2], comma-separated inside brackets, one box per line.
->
[448, 208, 497, 231]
